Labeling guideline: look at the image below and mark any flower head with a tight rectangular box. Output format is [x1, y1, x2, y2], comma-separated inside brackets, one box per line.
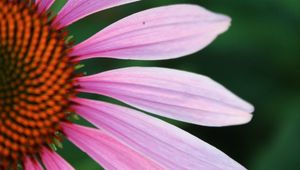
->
[0, 0, 254, 169]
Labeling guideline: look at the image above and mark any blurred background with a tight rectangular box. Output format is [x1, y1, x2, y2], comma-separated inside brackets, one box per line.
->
[52, 0, 300, 169]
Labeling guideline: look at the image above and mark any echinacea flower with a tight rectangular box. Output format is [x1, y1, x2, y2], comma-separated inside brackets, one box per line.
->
[0, 0, 254, 169]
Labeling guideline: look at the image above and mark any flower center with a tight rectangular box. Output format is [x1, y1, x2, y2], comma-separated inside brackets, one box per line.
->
[0, 1, 75, 168]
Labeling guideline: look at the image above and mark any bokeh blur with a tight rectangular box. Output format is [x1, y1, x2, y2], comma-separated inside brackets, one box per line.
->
[52, 1, 300, 169]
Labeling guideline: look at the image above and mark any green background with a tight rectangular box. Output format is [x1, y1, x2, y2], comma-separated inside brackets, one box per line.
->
[51, 0, 300, 169]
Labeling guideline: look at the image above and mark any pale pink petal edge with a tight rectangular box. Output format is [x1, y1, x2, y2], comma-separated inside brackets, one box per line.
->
[54, 0, 140, 28]
[61, 123, 163, 170]
[72, 98, 247, 170]
[77, 67, 253, 127]
[71, 4, 230, 61]
[41, 147, 75, 170]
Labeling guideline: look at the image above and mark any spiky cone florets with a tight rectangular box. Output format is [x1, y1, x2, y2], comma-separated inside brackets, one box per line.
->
[0, 1, 77, 169]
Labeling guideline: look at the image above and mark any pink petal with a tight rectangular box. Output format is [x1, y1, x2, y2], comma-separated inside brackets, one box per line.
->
[53, 0, 140, 28]
[72, 98, 246, 170]
[36, 0, 55, 13]
[77, 67, 254, 127]
[40, 147, 75, 170]
[24, 156, 43, 170]
[61, 123, 163, 170]
[71, 4, 230, 61]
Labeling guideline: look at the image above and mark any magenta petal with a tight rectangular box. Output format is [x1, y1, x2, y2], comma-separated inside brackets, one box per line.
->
[77, 67, 253, 127]
[72, 98, 246, 169]
[61, 123, 163, 170]
[71, 4, 230, 61]
[35, 0, 55, 13]
[41, 147, 74, 170]
[24, 156, 43, 170]
[53, 0, 140, 28]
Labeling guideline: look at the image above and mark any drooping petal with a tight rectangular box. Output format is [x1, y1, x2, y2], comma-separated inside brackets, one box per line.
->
[24, 156, 43, 170]
[53, 0, 140, 28]
[71, 4, 230, 61]
[77, 67, 254, 127]
[40, 147, 75, 170]
[35, 0, 55, 13]
[72, 98, 246, 170]
[61, 123, 163, 170]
